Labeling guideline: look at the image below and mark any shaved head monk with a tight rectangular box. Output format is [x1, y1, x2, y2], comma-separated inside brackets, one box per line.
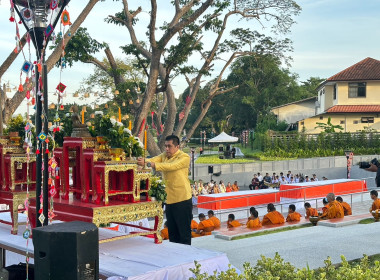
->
[336, 196, 352, 216]
[286, 204, 302, 222]
[207, 210, 221, 229]
[161, 221, 169, 240]
[191, 214, 199, 232]
[304, 202, 318, 219]
[320, 193, 344, 220]
[262, 203, 285, 225]
[227, 214, 241, 228]
[192, 213, 215, 238]
[246, 208, 261, 229]
[370, 190, 380, 212]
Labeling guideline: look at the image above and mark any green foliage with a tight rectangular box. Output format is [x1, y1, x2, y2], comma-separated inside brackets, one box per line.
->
[90, 113, 143, 156]
[4, 115, 27, 139]
[253, 131, 380, 159]
[148, 176, 167, 202]
[54, 113, 73, 147]
[195, 155, 255, 164]
[190, 253, 380, 279]
[315, 117, 344, 133]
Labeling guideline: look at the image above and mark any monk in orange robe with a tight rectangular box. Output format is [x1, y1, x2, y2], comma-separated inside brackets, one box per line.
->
[227, 213, 241, 228]
[336, 196, 352, 216]
[160, 222, 169, 240]
[207, 210, 221, 229]
[191, 215, 199, 232]
[246, 207, 261, 228]
[192, 213, 215, 237]
[232, 181, 239, 192]
[226, 182, 232, 192]
[320, 193, 344, 219]
[286, 204, 302, 222]
[321, 198, 329, 215]
[304, 202, 318, 218]
[262, 203, 285, 225]
[370, 190, 380, 212]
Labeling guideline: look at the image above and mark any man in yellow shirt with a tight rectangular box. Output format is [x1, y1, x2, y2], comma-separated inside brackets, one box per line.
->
[137, 135, 192, 245]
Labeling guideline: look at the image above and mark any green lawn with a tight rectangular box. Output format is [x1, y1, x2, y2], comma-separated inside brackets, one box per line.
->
[195, 154, 256, 164]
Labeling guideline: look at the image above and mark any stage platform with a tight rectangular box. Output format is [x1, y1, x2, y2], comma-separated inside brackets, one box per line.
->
[0, 213, 231, 280]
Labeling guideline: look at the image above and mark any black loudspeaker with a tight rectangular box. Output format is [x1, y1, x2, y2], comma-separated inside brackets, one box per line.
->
[208, 165, 214, 174]
[32, 221, 99, 280]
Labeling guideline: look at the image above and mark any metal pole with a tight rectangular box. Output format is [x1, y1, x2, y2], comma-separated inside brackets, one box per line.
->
[43, 64, 49, 226]
[35, 49, 42, 227]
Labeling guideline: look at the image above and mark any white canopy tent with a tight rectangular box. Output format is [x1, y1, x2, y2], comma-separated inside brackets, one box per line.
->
[208, 131, 238, 143]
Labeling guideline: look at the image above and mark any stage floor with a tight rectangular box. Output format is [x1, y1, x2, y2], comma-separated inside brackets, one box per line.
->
[0, 213, 231, 280]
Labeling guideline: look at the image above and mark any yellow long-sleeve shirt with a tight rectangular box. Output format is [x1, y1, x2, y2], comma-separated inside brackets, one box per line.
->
[148, 149, 191, 204]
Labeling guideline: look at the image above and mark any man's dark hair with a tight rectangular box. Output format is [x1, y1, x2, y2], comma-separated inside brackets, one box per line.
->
[165, 135, 180, 146]
[208, 210, 214, 216]
[371, 190, 378, 197]
[249, 207, 256, 215]
[198, 213, 206, 219]
[228, 213, 235, 220]
[336, 196, 343, 202]
[289, 204, 296, 212]
[252, 210, 259, 218]
[267, 203, 276, 212]
[304, 202, 311, 208]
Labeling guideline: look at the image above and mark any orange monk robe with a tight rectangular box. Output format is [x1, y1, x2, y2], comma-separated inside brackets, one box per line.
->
[160, 228, 169, 240]
[306, 207, 319, 219]
[321, 200, 344, 219]
[286, 212, 302, 222]
[262, 211, 285, 225]
[322, 205, 329, 215]
[227, 220, 241, 228]
[191, 220, 199, 230]
[232, 184, 239, 191]
[246, 218, 262, 228]
[192, 219, 215, 237]
[209, 216, 221, 229]
[371, 198, 380, 211]
[340, 201, 352, 216]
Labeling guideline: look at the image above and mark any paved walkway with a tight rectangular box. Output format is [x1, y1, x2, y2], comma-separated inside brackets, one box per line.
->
[191, 195, 380, 271]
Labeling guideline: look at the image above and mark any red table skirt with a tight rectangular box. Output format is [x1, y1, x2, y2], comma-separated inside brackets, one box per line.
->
[197, 179, 367, 211]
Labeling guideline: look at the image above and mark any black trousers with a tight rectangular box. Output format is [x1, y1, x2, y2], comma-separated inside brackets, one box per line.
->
[166, 198, 192, 245]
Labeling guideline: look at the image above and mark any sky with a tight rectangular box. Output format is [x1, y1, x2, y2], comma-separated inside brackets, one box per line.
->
[0, 0, 380, 116]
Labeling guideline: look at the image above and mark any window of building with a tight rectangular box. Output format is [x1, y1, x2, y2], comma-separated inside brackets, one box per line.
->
[340, 120, 345, 124]
[333, 84, 337, 100]
[348, 82, 366, 98]
[319, 116, 323, 120]
[353, 120, 359, 124]
[361, 117, 374, 123]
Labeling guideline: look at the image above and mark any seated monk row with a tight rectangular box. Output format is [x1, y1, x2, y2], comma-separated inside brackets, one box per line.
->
[192, 211, 221, 238]
[304, 202, 318, 218]
[336, 196, 352, 216]
[227, 214, 241, 228]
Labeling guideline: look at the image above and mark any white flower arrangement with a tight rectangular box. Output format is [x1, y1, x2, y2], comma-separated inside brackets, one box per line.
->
[123, 128, 132, 134]
[95, 111, 103, 116]
[65, 113, 70, 117]
[116, 121, 123, 127]
[110, 118, 116, 125]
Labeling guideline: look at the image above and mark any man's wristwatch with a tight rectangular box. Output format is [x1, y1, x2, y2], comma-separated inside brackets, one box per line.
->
[147, 162, 151, 168]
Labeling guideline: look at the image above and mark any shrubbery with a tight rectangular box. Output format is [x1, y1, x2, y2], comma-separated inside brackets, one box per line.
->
[254, 131, 380, 159]
[190, 253, 380, 280]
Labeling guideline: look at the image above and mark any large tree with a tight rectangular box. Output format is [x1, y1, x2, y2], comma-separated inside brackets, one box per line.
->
[65, 0, 300, 155]
[0, 0, 101, 124]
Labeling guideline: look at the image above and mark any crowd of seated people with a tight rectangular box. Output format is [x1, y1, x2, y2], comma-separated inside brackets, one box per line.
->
[191, 180, 240, 205]
[248, 171, 327, 190]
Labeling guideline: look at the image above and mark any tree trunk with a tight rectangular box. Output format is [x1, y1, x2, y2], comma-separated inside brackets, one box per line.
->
[132, 50, 161, 136]
[105, 47, 126, 85]
[185, 100, 212, 143]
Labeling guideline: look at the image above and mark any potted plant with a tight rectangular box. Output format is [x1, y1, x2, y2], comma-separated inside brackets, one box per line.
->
[90, 113, 143, 159]
[148, 176, 167, 202]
